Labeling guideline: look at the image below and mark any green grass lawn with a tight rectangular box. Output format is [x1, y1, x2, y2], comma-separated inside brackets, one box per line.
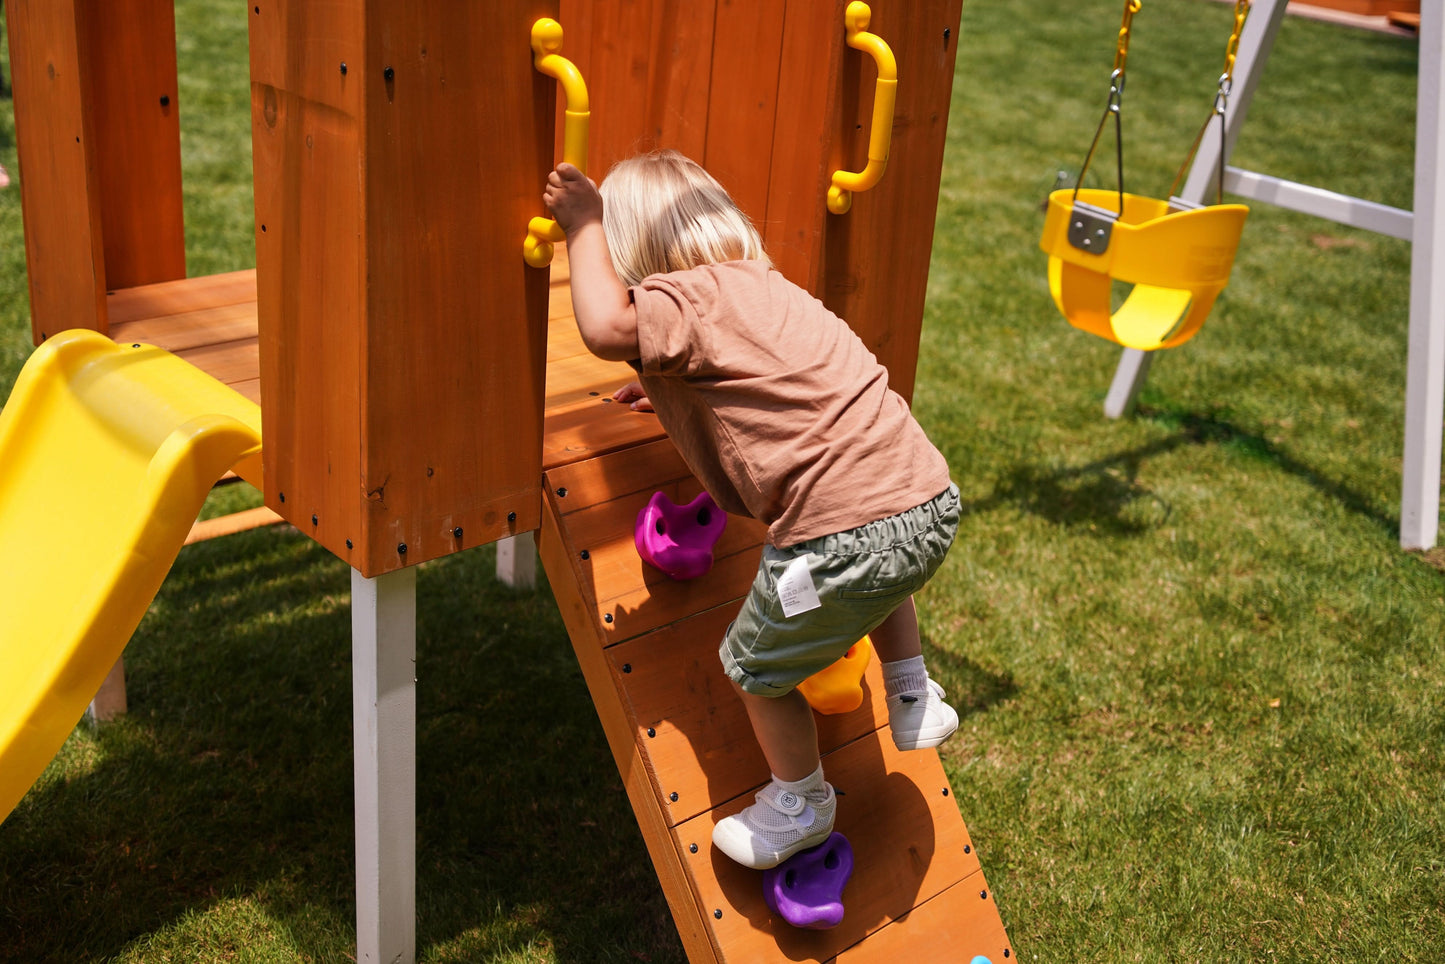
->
[2, 1, 1443, 961]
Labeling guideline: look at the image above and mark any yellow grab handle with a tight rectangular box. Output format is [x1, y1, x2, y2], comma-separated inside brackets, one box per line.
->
[525, 18, 591, 268]
[828, 2, 898, 215]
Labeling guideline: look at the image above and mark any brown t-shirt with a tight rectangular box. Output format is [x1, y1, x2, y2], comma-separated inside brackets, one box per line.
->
[631, 260, 951, 547]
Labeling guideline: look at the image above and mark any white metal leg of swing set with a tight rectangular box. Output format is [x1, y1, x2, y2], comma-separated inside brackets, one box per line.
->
[1104, 0, 1445, 552]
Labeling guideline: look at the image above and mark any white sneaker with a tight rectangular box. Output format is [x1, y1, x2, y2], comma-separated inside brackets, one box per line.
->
[888, 678, 959, 750]
[712, 781, 836, 870]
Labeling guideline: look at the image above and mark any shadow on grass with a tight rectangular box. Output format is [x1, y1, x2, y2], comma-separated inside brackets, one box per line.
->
[0, 530, 683, 964]
[963, 404, 1396, 539]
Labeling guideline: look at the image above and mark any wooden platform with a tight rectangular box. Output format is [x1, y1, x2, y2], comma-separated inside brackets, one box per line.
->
[536, 439, 1012, 962]
[103, 249, 664, 477]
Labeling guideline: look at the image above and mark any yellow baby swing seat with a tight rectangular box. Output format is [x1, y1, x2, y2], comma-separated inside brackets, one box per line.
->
[1041, 0, 1253, 352]
[1040, 188, 1248, 351]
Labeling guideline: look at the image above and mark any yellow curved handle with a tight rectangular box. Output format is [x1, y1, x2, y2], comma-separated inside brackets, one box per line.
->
[828, 2, 898, 215]
[525, 18, 591, 268]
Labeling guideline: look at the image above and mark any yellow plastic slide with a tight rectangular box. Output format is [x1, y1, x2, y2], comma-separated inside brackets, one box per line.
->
[0, 329, 263, 824]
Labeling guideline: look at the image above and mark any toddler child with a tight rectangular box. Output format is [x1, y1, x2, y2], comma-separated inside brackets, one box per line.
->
[543, 151, 961, 870]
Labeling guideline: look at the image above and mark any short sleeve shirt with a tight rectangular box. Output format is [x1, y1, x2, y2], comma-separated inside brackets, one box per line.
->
[630, 261, 951, 547]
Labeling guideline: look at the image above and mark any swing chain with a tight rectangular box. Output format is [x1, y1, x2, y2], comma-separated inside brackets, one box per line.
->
[1113, 0, 1142, 75]
[1213, 0, 1249, 117]
[1073, 0, 1142, 218]
[1221, 0, 1249, 83]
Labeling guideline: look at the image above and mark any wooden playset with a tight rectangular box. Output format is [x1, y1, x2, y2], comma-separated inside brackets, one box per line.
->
[0, 1, 1013, 961]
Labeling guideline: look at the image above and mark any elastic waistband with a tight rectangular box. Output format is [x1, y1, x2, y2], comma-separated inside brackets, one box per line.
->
[799, 483, 959, 556]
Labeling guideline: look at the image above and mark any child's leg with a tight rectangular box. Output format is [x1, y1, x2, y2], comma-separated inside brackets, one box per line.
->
[730, 680, 820, 782]
[872, 596, 959, 751]
[713, 680, 835, 869]
[869, 596, 923, 662]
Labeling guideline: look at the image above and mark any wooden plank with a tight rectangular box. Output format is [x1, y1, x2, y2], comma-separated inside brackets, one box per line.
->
[229, 378, 262, 405]
[174, 338, 260, 390]
[184, 506, 287, 545]
[543, 351, 636, 404]
[556, 489, 763, 628]
[110, 302, 259, 354]
[538, 489, 722, 964]
[609, 607, 890, 825]
[542, 400, 669, 472]
[763, 0, 845, 294]
[544, 441, 768, 642]
[107, 270, 257, 325]
[560, 0, 716, 175]
[548, 436, 694, 517]
[702, 0, 784, 230]
[673, 734, 987, 963]
[354, 1, 554, 574]
[251, 0, 367, 570]
[78, 0, 187, 289]
[819, 1, 964, 402]
[5, 0, 108, 341]
[833, 873, 1013, 963]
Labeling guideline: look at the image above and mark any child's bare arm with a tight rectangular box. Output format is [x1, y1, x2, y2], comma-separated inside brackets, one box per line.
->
[544, 164, 640, 362]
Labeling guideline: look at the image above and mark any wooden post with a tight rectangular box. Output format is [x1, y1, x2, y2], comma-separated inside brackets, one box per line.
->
[4, 0, 186, 343]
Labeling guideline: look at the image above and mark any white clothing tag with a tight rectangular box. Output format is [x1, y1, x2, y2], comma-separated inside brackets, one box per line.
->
[777, 554, 822, 618]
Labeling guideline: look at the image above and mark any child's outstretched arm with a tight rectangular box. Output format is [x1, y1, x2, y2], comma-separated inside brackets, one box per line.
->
[544, 163, 640, 362]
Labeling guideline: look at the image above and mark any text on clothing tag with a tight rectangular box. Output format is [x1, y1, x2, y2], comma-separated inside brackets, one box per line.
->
[777, 554, 822, 618]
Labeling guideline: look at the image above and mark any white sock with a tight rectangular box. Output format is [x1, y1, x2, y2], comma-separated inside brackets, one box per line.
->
[883, 655, 929, 700]
[773, 764, 828, 801]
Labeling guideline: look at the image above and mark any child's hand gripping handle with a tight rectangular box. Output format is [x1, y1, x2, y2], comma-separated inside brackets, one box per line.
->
[827, 2, 898, 215]
[525, 18, 591, 268]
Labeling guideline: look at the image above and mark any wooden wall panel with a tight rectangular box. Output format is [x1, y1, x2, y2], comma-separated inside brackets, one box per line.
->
[252, 0, 556, 576]
[819, 1, 964, 402]
[558, 0, 714, 177]
[251, 1, 366, 569]
[78, 0, 187, 290]
[701, 0, 784, 226]
[5, 0, 107, 341]
[761, 0, 845, 293]
[360, 2, 554, 574]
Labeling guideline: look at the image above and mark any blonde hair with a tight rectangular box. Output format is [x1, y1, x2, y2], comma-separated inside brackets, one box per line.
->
[600, 150, 771, 287]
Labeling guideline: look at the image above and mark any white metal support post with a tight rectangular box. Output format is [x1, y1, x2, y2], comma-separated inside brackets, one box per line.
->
[1103, 0, 1290, 418]
[1402, 4, 1445, 550]
[495, 532, 538, 589]
[352, 566, 418, 964]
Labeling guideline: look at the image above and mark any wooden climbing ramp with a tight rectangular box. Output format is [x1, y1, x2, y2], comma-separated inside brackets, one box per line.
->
[536, 436, 1013, 962]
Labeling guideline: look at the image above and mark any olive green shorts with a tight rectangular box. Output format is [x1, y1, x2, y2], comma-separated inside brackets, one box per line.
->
[720, 484, 960, 696]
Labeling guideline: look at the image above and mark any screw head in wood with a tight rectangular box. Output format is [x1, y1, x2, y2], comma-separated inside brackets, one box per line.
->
[397, 543, 407, 555]
[383, 66, 394, 80]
